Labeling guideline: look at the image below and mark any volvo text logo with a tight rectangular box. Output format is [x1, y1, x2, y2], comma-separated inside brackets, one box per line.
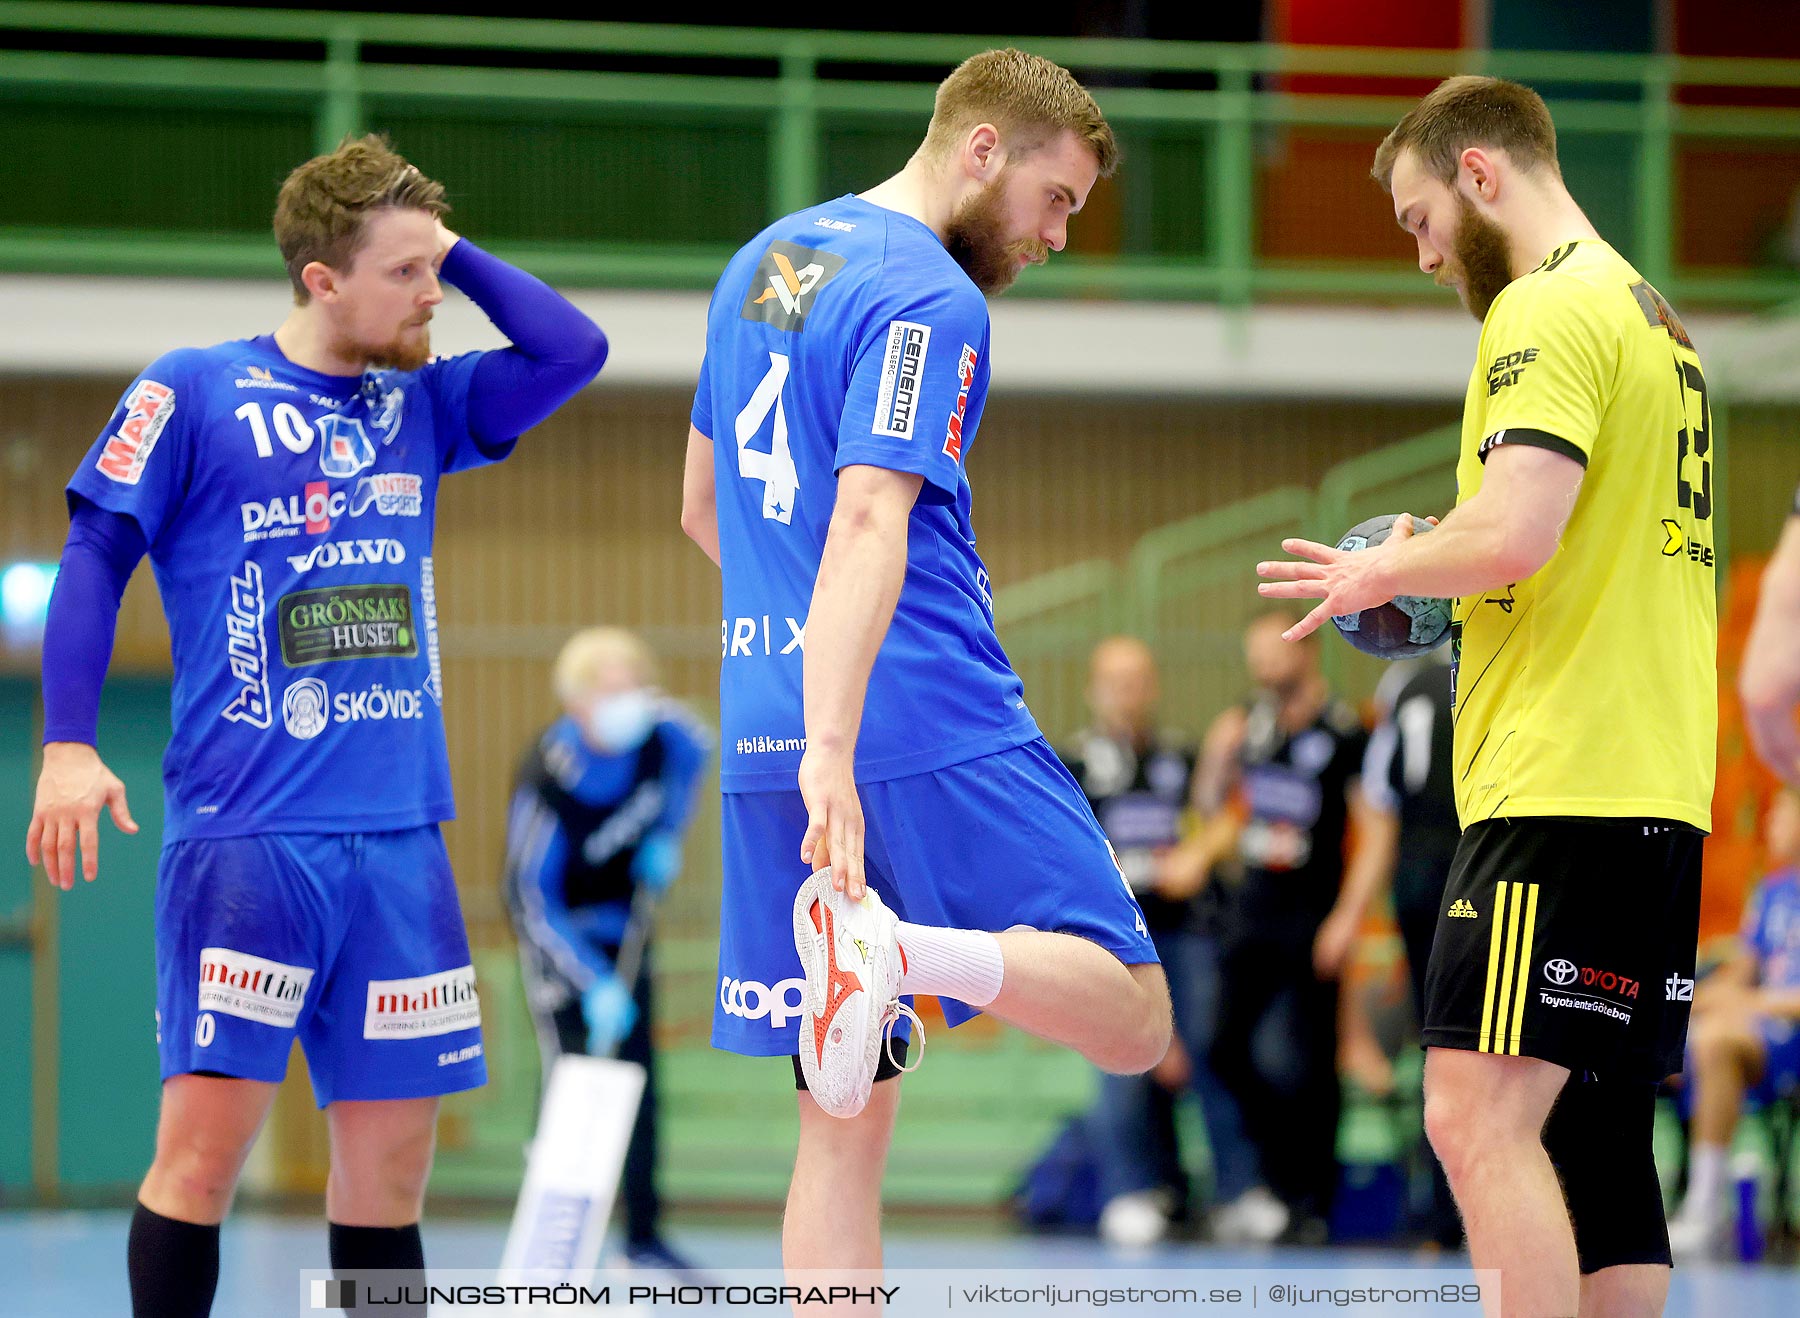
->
[1544, 959, 1578, 986]
[720, 975, 805, 1029]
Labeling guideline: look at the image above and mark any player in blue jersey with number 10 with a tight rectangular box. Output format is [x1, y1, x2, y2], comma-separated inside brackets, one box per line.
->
[25, 136, 607, 1318]
[682, 48, 1171, 1275]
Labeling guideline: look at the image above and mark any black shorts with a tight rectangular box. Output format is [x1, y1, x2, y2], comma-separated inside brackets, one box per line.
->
[1422, 817, 1701, 1082]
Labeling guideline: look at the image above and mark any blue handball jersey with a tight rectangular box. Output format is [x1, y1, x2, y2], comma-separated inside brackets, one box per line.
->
[692, 194, 1041, 792]
[67, 335, 513, 840]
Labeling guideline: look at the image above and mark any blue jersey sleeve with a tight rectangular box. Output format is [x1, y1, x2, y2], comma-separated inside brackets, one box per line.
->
[691, 349, 715, 439]
[65, 349, 198, 547]
[419, 351, 511, 475]
[833, 283, 989, 507]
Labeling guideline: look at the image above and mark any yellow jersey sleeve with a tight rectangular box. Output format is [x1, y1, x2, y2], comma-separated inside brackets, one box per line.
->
[1472, 269, 1618, 470]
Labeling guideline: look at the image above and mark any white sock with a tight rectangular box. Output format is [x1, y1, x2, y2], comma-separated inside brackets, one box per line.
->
[1686, 1143, 1729, 1218]
[894, 922, 1005, 1007]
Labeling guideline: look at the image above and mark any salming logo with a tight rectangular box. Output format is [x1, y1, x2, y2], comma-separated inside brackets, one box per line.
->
[1447, 899, 1480, 919]
[1478, 880, 1540, 1055]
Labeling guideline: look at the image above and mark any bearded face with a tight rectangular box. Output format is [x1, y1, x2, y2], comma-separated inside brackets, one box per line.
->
[943, 171, 1050, 297]
[360, 316, 434, 373]
[1447, 190, 1516, 322]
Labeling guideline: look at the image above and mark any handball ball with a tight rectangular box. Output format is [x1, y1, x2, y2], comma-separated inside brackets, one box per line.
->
[1328, 515, 1453, 659]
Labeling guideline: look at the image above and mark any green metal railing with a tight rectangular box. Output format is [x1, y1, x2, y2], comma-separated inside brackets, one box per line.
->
[5, 3, 1800, 303]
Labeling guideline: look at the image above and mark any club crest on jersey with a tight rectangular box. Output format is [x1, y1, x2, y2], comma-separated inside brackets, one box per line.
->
[97, 380, 176, 485]
[740, 240, 848, 333]
[317, 414, 377, 478]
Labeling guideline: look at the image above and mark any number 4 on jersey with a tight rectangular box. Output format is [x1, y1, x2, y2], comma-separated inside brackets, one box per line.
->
[734, 351, 800, 524]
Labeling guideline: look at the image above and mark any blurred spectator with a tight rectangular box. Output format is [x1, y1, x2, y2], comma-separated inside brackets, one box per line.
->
[1740, 481, 1800, 786]
[1058, 636, 1263, 1247]
[1342, 653, 1463, 1249]
[503, 627, 711, 1272]
[1668, 788, 1800, 1257]
[1173, 612, 1370, 1243]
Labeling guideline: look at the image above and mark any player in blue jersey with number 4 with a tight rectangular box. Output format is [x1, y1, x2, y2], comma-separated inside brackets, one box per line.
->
[24, 136, 606, 1318]
[681, 49, 1170, 1275]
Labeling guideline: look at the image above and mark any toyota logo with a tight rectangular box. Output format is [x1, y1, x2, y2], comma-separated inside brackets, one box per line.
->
[1544, 958, 1578, 986]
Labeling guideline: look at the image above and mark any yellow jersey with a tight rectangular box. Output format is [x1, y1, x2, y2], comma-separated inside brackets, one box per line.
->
[1451, 239, 1716, 831]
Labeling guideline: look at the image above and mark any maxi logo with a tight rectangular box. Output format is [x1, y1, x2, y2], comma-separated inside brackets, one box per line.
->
[221, 563, 272, 728]
[722, 615, 805, 657]
[286, 538, 407, 574]
[277, 584, 416, 666]
[720, 976, 807, 1029]
[97, 379, 176, 485]
[943, 343, 978, 461]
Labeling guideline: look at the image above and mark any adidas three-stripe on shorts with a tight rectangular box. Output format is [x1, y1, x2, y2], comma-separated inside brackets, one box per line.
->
[1422, 816, 1701, 1081]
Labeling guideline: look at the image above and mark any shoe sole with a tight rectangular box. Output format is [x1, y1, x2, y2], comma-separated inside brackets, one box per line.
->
[791, 873, 885, 1119]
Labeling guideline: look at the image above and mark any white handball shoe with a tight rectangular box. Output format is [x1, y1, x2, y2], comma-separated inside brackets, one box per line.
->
[791, 870, 921, 1118]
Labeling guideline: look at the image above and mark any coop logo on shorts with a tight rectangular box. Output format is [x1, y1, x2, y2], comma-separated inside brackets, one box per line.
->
[721, 975, 806, 1029]
[364, 965, 481, 1039]
[282, 678, 330, 739]
[96, 379, 175, 485]
[198, 947, 313, 1028]
[348, 471, 423, 517]
[739, 240, 848, 332]
[872, 320, 930, 439]
[221, 563, 273, 729]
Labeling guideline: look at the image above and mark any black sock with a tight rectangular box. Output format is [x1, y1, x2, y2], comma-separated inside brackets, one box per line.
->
[128, 1201, 220, 1318]
[329, 1222, 426, 1317]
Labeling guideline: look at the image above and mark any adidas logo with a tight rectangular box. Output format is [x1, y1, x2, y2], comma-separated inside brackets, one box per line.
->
[1447, 899, 1480, 919]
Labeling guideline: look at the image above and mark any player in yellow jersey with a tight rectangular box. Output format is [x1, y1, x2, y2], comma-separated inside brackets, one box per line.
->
[1258, 76, 1715, 1316]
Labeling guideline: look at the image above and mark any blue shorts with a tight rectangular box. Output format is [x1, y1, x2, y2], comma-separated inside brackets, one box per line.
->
[714, 738, 1158, 1057]
[154, 826, 487, 1106]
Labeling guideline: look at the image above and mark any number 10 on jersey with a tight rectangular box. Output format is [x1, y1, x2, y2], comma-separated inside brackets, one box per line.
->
[734, 352, 800, 524]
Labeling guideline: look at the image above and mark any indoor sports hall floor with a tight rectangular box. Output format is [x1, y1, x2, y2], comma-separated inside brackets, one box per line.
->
[4, 1211, 1798, 1315]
